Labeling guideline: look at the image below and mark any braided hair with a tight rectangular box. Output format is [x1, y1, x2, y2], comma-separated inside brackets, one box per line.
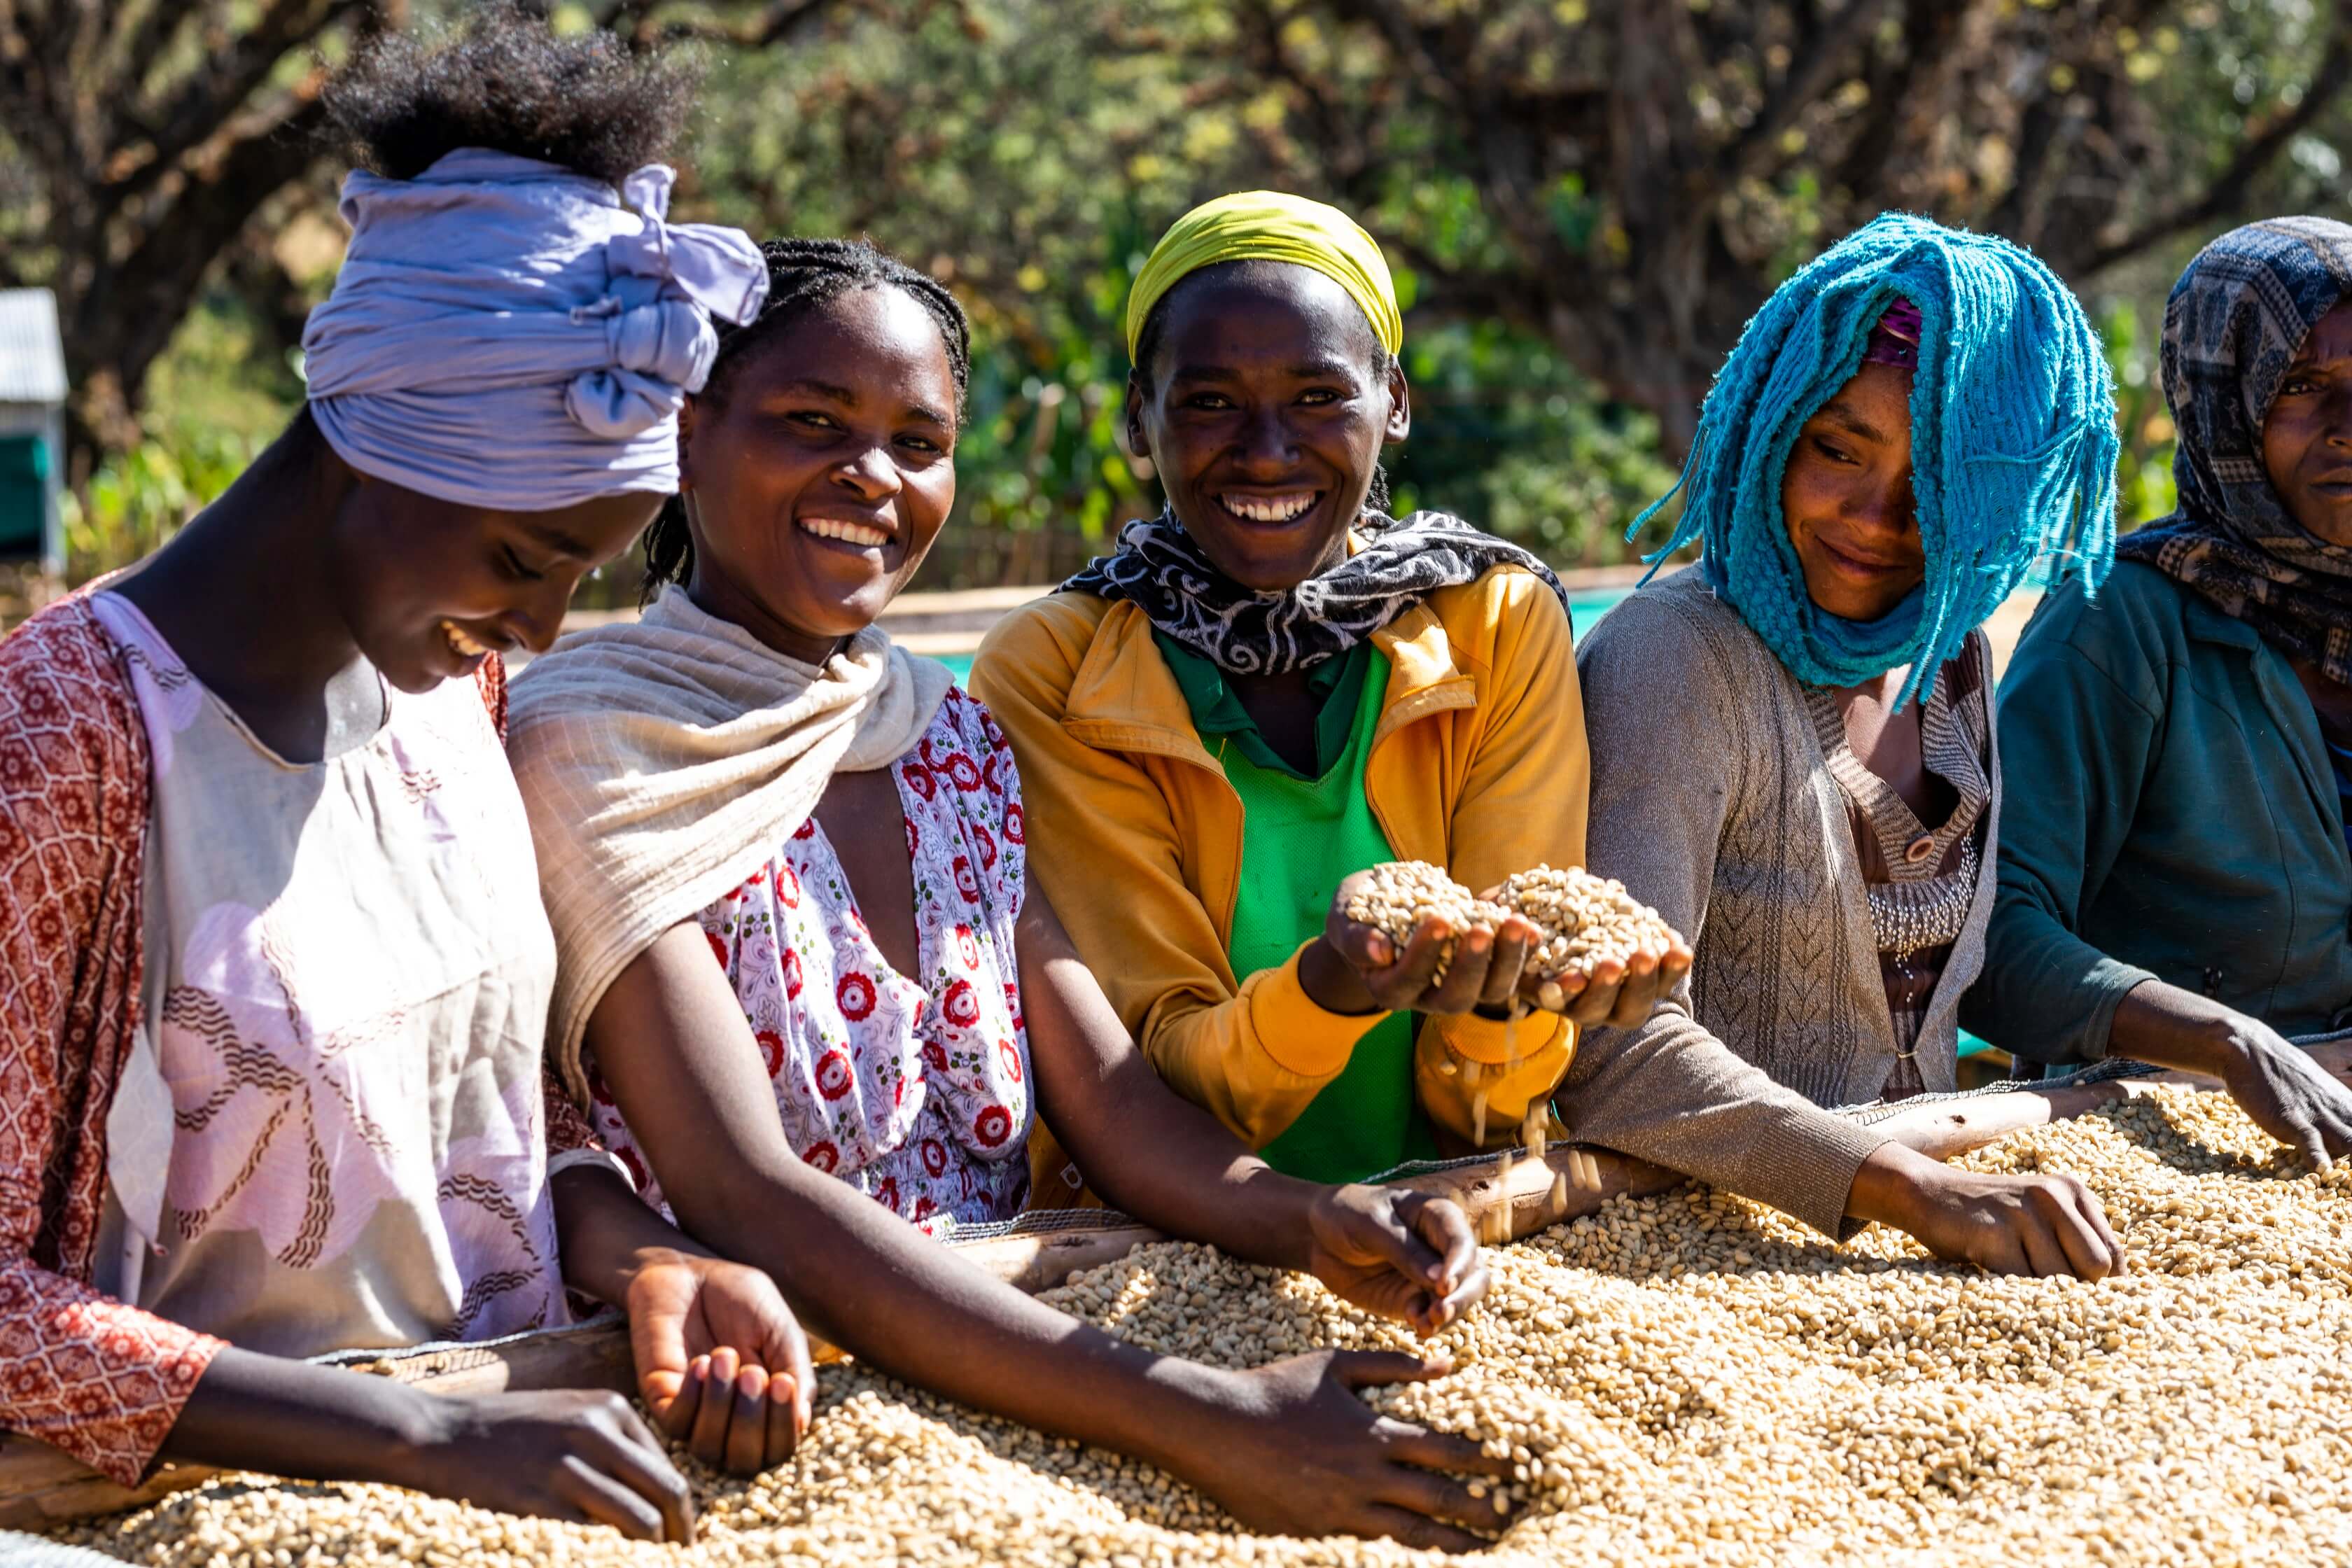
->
[643, 238, 974, 600]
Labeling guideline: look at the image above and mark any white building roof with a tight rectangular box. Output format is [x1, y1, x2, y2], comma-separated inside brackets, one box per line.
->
[0, 288, 67, 405]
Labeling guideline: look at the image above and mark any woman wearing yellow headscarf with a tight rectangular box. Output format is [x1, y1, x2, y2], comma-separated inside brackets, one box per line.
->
[975, 192, 1689, 1189]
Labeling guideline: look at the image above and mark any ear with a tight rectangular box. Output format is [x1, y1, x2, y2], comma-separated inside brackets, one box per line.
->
[1382, 357, 1411, 447]
[1122, 374, 1149, 462]
[676, 393, 701, 486]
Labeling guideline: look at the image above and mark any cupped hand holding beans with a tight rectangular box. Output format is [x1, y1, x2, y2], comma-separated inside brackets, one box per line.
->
[1301, 1184, 1490, 1336]
[1308, 860, 1694, 1028]
[1494, 864, 1697, 1028]
[1305, 864, 1546, 1016]
[625, 1251, 814, 1476]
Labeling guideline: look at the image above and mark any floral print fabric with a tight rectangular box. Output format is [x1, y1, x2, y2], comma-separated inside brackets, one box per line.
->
[590, 687, 1033, 1234]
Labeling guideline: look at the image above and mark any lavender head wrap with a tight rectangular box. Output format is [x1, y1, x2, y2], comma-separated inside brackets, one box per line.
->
[301, 148, 769, 510]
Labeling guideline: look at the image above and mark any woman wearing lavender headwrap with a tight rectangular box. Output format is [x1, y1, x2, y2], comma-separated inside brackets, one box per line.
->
[0, 13, 785, 1541]
[1968, 218, 2352, 1169]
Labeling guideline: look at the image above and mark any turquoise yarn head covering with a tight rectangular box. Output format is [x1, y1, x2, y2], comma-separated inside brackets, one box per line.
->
[1632, 212, 2119, 708]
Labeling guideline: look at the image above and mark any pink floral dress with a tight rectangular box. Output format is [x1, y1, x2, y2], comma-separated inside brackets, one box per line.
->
[587, 688, 1033, 1234]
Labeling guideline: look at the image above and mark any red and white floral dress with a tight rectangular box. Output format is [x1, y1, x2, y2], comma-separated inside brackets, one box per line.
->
[587, 687, 1033, 1235]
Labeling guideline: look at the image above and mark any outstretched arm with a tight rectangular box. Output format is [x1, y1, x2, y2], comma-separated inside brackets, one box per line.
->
[580, 920, 1517, 1550]
[1017, 874, 1489, 1335]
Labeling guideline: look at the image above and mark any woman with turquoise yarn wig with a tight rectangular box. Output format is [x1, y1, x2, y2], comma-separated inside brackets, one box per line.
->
[1561, 213, 2130, 1280]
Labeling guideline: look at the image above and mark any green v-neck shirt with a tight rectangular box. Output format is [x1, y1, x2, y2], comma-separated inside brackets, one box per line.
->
[1152, 634, 1438, 1182]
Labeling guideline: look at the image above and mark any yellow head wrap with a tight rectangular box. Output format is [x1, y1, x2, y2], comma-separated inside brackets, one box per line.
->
[1124, 190, 1403, 364]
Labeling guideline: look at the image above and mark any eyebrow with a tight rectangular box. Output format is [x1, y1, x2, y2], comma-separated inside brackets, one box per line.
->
[767, 378, 954, 429]
[518, 521, 593, 560]
[1814, 399, 1892, 446]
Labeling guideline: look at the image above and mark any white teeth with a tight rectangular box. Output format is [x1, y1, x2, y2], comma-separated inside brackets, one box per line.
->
[1219, 493, 1317, 523]
[440, 620, 489, 658]
[801, 517, 892, 547]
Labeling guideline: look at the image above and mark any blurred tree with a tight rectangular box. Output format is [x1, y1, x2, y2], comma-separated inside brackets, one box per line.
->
[15, 0, 2347, 590]
[1145, 0, 2352, 455]
[0, 1, 403, 476]
[633, 0, 2350, 577]
[650, 0, 2352, 454]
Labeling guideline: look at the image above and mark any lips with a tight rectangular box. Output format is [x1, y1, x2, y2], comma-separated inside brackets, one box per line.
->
[1217, 491, 1320, 524]
[1814, 534, 1905, 577]
[799, 516, 895, 547]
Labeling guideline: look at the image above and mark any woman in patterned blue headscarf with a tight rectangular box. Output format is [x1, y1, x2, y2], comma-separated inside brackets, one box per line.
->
[1971, 217, 2352, 1172]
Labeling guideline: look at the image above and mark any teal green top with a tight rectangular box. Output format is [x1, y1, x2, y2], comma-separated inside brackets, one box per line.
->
[1154, 636, 1437, 1182]
[1152, 631, 1375, 780]
[1965, 562, 2352, 1063]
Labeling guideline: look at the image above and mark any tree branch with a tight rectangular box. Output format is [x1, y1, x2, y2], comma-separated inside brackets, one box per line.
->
[106, 0, 355, 216]
[2079, 0, 2352, 275]
[628, 0, 858, 48]
[1723, 0, 1896, 184]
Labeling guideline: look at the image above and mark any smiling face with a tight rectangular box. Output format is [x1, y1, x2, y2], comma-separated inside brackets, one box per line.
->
[676, 284, 960, 661]
[326, 478, 657, 693]
[1777, 360, 1926, 623]
[1126, 260, 1408, 592]
[2261, 299, 2352, 550]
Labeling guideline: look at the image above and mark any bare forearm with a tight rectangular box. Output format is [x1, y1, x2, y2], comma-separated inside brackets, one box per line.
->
[164, 1345, 442, 1486]
[688, 1158, 1231, 1471]
[1842, 1142, 1947, 1232]
[1021, 923, 1324, 1272]
[2106, 980, 2246, 1076]
[552, 1163, 713, 1308]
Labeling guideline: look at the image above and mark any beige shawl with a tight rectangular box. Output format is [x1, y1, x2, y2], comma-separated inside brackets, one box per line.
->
[507, 585, 953, 1102]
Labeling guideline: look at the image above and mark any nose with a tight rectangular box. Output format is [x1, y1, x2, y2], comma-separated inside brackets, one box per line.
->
[1232, 404, 1299, 475]
[830, 442, 905, 500]
[505, 578, 577, 655]
[1844, 468, 1918, 538]
[2322, 384, 2352, 449]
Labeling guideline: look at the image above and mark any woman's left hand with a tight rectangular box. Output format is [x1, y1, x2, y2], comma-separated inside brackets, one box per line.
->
[625, 1251, 816, 1474]
[1302, 1186, 1488, 1336]
[1537, 927, 1697, 1029]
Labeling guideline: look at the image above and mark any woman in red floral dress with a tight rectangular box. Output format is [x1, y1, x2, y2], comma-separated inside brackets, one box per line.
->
[506, 240, 1525, 1553]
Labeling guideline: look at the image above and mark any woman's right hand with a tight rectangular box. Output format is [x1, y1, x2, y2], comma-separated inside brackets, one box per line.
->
[1847, 1143, 2124, 1280]
[1170, 1350, 1518, 1550]
[1305, 869, 1545, 1017]
[2203, 1016, 2352, 1170]
[393, 1389, 696, 1544]
[2110, 980, 2352, 1168]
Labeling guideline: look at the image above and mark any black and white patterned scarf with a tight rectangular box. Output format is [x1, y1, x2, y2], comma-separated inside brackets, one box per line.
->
[1058, 507, 1568, 676]
[2115, 217, 2352, 686]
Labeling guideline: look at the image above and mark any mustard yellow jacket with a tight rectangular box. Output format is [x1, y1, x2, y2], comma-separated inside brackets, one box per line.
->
[971, 564, 1589, 1166]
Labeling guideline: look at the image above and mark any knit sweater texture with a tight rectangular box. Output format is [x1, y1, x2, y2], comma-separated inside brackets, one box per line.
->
[1560, 568, 2000, 1236]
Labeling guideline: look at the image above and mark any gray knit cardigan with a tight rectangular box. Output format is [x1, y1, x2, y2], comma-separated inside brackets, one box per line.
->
[1553, 567, 2002, 1236]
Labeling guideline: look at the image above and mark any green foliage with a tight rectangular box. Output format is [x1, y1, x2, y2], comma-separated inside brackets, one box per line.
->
[57, 286, 302, 580]
[1386, 322, 1683, 563]
[60, 428, 264, 581]
[77, 0, 2339, 593]
[2095, 296, 2183, 530]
